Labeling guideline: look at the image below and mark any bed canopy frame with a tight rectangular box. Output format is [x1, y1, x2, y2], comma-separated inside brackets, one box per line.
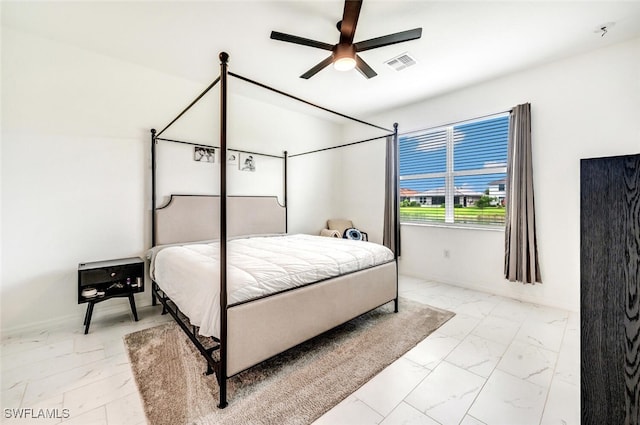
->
[149, 52, 400, 408]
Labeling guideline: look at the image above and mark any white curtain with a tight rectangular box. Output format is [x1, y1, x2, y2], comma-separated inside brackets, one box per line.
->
[504, 103, 542, 284]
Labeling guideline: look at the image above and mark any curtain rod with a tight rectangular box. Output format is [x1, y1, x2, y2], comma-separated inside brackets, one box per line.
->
[229, 71, 393, 133]
[289, 133, 394, 158]
[156, 76, 221, 138]
[156, 137, 284, 159]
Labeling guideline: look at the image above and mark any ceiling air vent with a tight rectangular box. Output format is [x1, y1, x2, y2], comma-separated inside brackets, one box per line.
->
[385, 52, 417, 71]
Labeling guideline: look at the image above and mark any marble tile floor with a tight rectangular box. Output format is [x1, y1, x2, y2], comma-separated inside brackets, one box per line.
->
[0, 276, 579, 424]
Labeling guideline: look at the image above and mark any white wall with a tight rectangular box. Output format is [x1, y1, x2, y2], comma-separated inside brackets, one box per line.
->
[343, 37, 640, 312]
[287, 148, 344, 235]
[0, 27, 341, 333]
[1, 27, 178, 333]
[337, 141, 388, 244]
[288, 121, 394, 240]
[330, 122, 394, 244]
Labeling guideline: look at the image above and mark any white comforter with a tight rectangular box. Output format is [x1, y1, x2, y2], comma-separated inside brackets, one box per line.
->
[150, 234, 394, 337]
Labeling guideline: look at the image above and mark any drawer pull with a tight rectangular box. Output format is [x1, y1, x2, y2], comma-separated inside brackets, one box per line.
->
[110, 272, 116, 277]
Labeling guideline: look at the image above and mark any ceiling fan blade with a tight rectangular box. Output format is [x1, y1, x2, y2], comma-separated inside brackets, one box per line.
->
[300, 55, 334, 79]
[270, 31, 334, 51]
[355, 54, 377, 79]
[354, 28, 422, 52]
[339, 0, 363, 45]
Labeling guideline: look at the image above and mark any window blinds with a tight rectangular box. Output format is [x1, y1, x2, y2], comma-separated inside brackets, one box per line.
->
[399, 114, 509, 226]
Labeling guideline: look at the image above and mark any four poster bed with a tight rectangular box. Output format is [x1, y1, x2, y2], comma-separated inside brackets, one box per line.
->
[148, 52, 400, 408]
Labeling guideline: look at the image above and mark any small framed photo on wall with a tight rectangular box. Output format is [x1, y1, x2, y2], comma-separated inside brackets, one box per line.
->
[227, 151, 239, 167]
[194, 146, 216, 163]
[240, 153, 256, 172]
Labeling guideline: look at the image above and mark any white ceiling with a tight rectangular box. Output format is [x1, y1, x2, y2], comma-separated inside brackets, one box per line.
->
[3, 1, 640, 117]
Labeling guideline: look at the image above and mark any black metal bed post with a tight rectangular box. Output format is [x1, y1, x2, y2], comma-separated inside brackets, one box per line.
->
[151, 128, 158, 306]
[393, 122, 400, 313]
[283, 151, 288, 233]
[393, 122, 400, 259]
[218, 51, 229, 409]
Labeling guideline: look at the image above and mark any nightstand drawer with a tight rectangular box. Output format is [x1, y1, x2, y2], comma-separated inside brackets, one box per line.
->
[78, 257, 144, 304]
[79, 264, 141, 286]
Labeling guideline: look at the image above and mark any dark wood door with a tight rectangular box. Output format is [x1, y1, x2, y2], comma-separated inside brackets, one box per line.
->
[581, 153, 640, 424]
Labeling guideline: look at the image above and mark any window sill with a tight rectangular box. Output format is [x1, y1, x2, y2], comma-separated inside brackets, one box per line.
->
[401, 221, 505, 232]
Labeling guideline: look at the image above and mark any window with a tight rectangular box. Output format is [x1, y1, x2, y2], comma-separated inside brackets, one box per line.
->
[399, 114, 509, 226]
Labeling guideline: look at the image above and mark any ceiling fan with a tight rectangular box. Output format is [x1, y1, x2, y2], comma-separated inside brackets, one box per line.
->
[270, 0, 422, 79]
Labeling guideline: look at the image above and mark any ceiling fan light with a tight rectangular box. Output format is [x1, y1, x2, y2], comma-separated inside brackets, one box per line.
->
[334, 56, 356, 71]
[333, 43, 356, 71]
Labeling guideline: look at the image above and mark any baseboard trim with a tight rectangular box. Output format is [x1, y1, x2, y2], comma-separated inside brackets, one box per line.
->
[1, 296, 155, 339]
[400, 272, 578, 313]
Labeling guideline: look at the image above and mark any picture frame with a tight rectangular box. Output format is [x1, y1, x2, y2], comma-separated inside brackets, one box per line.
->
[194, 146, 216, 163]
[239, 153, 256, 172]
[227, 151, 239, 167]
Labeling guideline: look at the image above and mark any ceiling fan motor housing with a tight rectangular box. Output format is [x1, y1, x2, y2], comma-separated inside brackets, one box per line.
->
[333, 43, 357, 61]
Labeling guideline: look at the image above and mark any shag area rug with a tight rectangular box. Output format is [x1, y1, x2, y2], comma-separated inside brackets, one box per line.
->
[124, 298, 454, 425]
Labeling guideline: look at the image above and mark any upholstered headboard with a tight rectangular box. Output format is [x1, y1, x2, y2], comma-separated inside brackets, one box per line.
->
[154, 195, 286, 245]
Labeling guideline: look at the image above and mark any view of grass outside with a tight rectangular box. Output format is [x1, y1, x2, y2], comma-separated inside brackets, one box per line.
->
[400, 205, 506, 226]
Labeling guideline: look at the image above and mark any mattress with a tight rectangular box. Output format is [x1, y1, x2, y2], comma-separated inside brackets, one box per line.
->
[150, 233, 395, 337]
